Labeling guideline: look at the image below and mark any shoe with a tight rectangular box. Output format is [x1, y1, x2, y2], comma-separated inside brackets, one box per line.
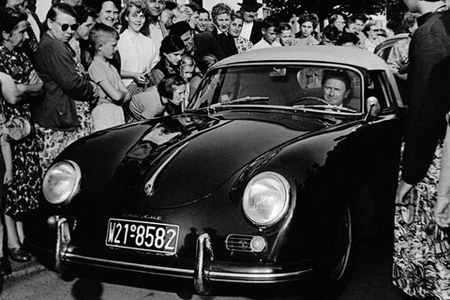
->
[0, 258, 12, 275]
[8, 247, 31, 262]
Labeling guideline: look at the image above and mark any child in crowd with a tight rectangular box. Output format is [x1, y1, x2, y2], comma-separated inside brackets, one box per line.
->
[251, 16, 281, 50]
[197, 54, 218, 75]
[118, 0, 158, 95]
[180, 54, 202, 108]
[129, 74, 187, 120]
[88, 23, 131, 131]
[279, 22, 294, 46]
[293, 13, 319, 46]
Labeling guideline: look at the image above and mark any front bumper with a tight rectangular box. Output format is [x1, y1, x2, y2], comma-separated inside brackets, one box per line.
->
[27, 218, 313, 295]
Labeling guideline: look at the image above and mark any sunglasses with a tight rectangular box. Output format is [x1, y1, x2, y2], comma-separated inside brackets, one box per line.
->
[53, 20, 79, 32]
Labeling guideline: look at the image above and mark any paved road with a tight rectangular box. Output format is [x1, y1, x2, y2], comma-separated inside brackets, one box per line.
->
[0, 232, 413, 300]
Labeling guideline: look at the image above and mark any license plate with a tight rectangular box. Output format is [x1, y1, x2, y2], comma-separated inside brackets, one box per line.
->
[105, 218, 179, 255]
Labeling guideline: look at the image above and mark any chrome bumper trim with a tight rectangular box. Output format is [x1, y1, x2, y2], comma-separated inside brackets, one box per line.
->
[63, 252, 313, 284]
[61, 233, 312, 290]
[208, 268, 313, 283]
[55, 217, 71, 273]
[64, 252, 194, 278]
[194, 233, 214, 295]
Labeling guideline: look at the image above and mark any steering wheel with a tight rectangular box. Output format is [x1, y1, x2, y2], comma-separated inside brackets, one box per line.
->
[292, 96, 330, 106]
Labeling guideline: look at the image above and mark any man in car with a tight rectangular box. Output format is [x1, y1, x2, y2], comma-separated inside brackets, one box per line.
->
[322, 70, 351, 106]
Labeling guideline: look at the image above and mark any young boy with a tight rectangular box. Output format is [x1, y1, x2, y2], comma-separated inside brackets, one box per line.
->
[180, 54, 201, 107]
[251, 16, 281, 50]
[278, 22, 294, 46]
[88, 23, 131, 131]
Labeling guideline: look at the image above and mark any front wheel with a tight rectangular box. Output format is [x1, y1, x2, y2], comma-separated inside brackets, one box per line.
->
[331, 205, 353, 284]
[310, 204, 354, 299]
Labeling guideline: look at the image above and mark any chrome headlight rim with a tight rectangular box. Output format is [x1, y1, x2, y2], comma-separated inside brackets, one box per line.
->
[242, 171, 291, 227]
[42, 160, 81, 206]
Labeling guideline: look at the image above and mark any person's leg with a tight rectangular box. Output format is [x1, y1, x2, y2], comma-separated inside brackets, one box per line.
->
[4, 214, 19, 250]
[0, 214, 11, 275]
[5, 214, 30, 262]
[16, 221, 24, 245]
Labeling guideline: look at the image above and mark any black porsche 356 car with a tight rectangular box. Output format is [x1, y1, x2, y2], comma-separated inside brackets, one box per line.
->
[24, 46, 404, 296]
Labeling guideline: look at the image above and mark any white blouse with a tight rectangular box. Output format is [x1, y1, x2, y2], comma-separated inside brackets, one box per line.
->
[118, 29, 159, 86]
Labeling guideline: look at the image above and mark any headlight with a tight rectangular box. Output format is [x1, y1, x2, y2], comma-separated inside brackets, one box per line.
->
[42, 160, 81, 206]
[242, 172, 290, 226]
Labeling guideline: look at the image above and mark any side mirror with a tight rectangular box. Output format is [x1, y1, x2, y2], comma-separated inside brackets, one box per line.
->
[364, 96, 381, 122]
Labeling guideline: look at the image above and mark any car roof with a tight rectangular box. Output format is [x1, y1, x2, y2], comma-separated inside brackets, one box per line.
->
[214, 46, 390, 71]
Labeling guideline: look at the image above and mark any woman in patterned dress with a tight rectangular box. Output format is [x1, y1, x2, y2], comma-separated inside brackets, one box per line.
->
[392, 4, 450, 295]
[228, 10, 253, 53]
[0, 7, 43, 262]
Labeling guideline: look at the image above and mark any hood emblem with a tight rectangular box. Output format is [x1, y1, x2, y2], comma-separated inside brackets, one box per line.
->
[144, 142, 189, 197]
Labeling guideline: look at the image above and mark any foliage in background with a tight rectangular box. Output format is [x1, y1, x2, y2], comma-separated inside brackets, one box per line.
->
[265, 0, 407, 32]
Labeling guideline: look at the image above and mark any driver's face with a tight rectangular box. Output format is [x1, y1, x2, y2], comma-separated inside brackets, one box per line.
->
[323, 78, 350, 106]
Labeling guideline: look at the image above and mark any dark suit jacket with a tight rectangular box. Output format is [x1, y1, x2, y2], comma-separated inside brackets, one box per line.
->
[193, 32, 225, 62]
[212, 28, 238, 58]
[249, 20, 263, 45]
[401, 10, 450, 184]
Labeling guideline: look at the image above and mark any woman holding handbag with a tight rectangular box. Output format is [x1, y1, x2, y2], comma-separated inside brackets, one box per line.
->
[0, 7, 43, 262]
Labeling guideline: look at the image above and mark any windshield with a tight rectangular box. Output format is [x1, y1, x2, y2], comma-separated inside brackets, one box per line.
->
[188, 65, 363, 113]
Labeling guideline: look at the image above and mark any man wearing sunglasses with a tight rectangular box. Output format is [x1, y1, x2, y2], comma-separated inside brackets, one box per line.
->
[237, 0, 263, 44]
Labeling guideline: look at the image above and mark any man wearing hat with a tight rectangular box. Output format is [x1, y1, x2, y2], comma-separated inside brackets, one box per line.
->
[238, 0, 264, 44]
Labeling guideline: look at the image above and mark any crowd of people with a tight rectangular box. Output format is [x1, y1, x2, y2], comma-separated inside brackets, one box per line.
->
[1, 0, 450, 299]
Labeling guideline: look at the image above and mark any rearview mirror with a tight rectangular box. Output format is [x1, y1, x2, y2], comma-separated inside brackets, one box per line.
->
[269, 67, 286, 77]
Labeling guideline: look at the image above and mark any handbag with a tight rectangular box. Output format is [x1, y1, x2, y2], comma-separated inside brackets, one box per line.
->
[4, 116, 31, 141]
[0, 101, 31, 141]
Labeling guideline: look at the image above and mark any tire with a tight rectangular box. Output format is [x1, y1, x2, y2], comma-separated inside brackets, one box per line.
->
[330, 205, 353, 289]
[331, 205, 353, 281]
[309, 204, 354, 299]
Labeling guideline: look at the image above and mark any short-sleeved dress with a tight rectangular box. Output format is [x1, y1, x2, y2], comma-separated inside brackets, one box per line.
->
[392, 143, 450, 299]
[0, 46, 41, 218]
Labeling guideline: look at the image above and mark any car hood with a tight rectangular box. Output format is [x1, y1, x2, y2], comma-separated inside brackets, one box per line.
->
[103, 112, 331, 209]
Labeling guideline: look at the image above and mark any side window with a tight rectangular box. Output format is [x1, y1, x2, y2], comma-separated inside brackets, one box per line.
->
[190, 70, 223, 108]
[366, 71, 389, 110]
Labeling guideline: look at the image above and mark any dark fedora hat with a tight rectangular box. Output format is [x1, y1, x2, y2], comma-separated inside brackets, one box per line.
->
[238, 0, 263, 11]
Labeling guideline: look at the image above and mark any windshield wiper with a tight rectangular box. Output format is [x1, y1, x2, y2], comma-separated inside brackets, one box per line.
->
[211, 96, 269, 107]
[292, 104, 356, 113]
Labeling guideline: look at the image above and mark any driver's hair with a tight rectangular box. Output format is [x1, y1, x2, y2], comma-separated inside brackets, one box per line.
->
[322, 70, 351, 90]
